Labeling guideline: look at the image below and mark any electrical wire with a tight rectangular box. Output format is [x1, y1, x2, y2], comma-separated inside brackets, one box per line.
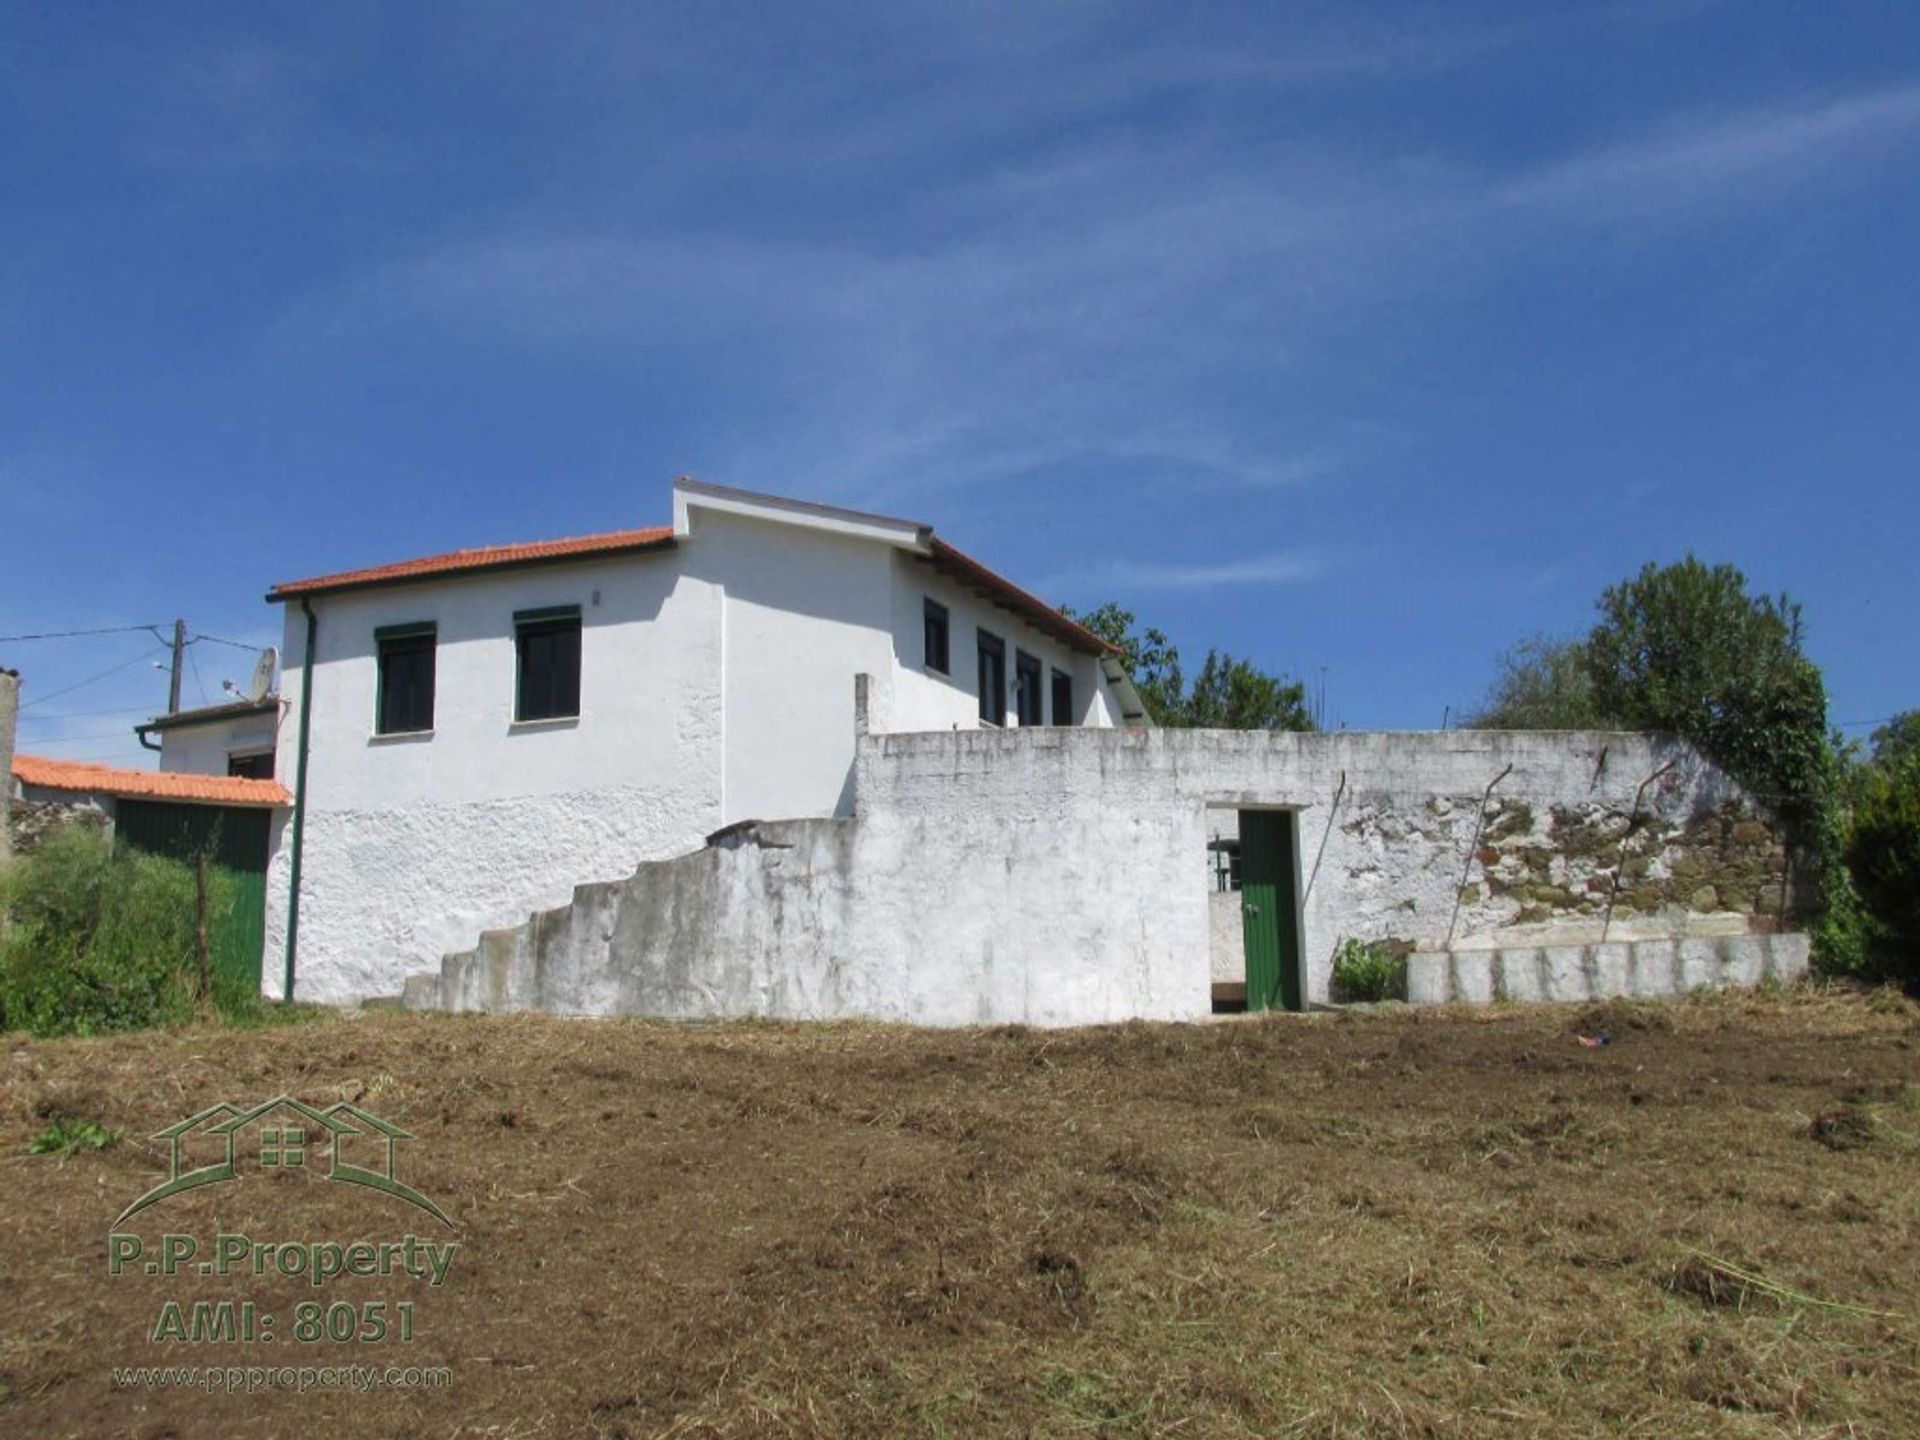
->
[189, 632, 270, 652]
[18, 645, 169, 710]
[15, 704, 159, 722]
[0, 623, 165, 643]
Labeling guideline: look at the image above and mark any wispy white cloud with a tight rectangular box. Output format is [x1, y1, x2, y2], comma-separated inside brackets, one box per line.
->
[1502, 83, 1920, 223]
[1038, 550, 1329, 597]
[263, 13, 1920, 529]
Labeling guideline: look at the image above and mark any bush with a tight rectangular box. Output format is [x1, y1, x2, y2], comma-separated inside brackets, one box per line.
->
[1847, 755, 1920, 985]
[0, 825, 245, 1036]
[1332, 938, 1407, 1004]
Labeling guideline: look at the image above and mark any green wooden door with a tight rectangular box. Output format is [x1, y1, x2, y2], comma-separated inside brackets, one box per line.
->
[114, 801, 270, 997]
[1239, 810, 1303, 1012]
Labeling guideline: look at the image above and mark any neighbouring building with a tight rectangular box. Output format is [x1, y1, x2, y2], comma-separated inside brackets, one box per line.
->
[6, 755, 289, 988]
[256, 477, 1807, 1023]
[137, 697, 282, 779]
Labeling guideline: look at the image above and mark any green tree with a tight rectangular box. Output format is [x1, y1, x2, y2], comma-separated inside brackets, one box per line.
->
[1183, 650, 1312, 731]
[1869, 711, 1920, 767]
[1467, 634, 1607, 730]
[1064, 603, 1311, 731]
[1585, 556, 1829, 826]
[1847, 752, 1920, 983]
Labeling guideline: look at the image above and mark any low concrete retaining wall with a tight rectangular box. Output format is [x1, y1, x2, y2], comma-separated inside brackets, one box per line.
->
[1406, 933, 1809, 1007]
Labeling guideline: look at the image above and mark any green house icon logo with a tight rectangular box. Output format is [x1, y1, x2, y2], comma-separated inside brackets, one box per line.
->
[115, 1096, 454, 1229]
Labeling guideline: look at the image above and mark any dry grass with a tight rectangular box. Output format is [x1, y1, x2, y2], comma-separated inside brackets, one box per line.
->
[1, 983, 1916, 1437]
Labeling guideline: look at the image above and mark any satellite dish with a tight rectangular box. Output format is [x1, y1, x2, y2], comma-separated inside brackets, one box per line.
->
[246, 647, 279, 703]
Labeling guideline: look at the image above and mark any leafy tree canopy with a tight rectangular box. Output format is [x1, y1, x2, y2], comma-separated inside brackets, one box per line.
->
[1466, 635, 1604, 730]
[1066, 603, 1311, 732]
[1869, 711, 1920, 767]
[1585, 556, 1830, 823]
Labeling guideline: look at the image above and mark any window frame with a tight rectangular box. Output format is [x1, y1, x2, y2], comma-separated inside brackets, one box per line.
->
[1014, 649, 1043, 727]
[1050, 667, 1074, 727]
[976, 629, 1006, 726]
[226, 751, 275, 780]
[373, 622, 437, 737]
[514, 605, 583, 724]
[923, 598, 950, 675]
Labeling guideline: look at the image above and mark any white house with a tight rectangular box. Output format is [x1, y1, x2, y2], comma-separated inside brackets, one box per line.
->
[265, 478, 1145, 1003]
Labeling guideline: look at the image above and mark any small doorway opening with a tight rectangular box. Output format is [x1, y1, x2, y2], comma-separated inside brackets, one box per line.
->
[1209, 808, 1303, 1014]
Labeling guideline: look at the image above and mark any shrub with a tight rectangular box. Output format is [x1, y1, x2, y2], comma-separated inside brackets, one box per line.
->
[1332, 938, 1406, 1004]
[1847, 755, 1920, 985]
[0, 824, 244, 1036]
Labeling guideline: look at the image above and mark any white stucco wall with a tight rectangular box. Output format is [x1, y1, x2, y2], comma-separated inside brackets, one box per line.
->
[266, 546, 727, 1002]
[403, 717, 1799, 1028]
[158, 710, 283, 776]
[857, 726, 1765, 1012]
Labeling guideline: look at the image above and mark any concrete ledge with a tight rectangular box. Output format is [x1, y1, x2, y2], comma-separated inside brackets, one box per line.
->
[1407, 932, 1808, 1007]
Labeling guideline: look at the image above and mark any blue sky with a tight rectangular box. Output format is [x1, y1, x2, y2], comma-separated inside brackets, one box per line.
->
[3, 1, 1915, 766]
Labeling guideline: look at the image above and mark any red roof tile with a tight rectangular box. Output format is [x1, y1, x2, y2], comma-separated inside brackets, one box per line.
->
[11, 755, 290, 808]
[268, 526, 676, 601]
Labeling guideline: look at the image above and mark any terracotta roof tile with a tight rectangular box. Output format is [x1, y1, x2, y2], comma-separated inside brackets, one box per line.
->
[11, 755, 290, 808]
[268, 526, 676, 601]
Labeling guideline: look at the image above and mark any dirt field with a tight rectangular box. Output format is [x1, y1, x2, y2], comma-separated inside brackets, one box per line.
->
[2, 988, 1916, 1439]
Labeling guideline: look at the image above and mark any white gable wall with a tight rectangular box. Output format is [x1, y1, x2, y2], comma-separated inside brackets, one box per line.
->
[683, 505, 896, 824]
[158, 712, 282, 775]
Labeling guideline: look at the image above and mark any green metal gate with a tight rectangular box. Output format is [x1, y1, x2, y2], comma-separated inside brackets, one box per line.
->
[113, 800, 270, 997]
[1239, 810, 1303, 1012]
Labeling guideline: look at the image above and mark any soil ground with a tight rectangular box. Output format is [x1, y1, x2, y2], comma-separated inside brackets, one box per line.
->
[2, 987, 1917, 1439]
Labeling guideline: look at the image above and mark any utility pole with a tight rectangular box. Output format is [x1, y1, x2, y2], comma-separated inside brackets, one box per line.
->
[167, 618, 186, 715]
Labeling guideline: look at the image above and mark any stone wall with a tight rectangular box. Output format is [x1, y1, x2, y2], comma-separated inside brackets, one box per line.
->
[7, 797, 110, 855]
[402, 703, 1804, 1026]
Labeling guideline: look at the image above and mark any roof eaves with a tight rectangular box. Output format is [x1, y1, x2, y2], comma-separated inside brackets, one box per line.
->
[266, 527, 677, 603]
[922, 537, 1120, 658]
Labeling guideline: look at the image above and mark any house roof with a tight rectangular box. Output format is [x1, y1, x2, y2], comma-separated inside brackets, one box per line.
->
[139, 697, 279, 733]
[11, 754, 291, 808]
[264, 481, 1118, 658]
[267, 526, 677, 601]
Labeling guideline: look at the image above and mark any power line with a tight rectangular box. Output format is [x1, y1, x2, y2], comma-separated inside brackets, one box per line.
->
[18, 645, 168, 710]
[0, 622, 166, 643]
[16, 704, 159, 722]
[189, 632, 270, 652]
[15, 728, 143, 745]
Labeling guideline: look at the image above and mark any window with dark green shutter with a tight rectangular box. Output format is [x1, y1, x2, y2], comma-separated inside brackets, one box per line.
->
[515, 606, 582, 722]
[1015, 650, 1043, 726]
[1051, 668, 1074, 726]
[923, 598, 950, 674]
[976, 630, 1005, 726]
[375, 624, 436, 735]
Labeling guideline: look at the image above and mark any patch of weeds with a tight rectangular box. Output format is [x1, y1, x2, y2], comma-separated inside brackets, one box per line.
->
[1331, 938, 1407, 1004]
[29, 1118, 122, 1155]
